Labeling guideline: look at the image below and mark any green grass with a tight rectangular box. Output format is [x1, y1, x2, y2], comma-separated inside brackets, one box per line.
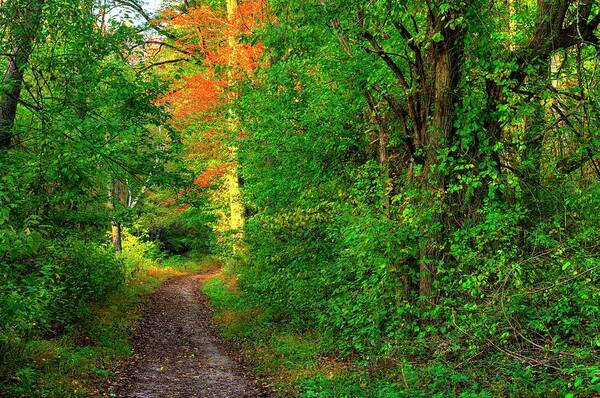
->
[203, 273, 347, 396]
[1, 256, 213, 398]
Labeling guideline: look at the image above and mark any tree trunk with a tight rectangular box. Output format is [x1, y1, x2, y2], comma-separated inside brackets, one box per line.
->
[363, 89, 390, 209]
[0, 0, 45, 148]
[226, 0, 245, 238]
[109, 180, 124, 252]
[419, 23, 464, 304]
[112, 222, 123, 252]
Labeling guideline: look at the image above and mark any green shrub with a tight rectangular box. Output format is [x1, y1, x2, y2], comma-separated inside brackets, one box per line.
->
[0, 233, 125, 386]
[119, 229, 161, 278]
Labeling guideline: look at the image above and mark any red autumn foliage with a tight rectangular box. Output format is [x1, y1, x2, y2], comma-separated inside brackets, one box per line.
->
[159, 74, 227, 120]
[152, 1, 267, 189]
[194, 163, 234, 187]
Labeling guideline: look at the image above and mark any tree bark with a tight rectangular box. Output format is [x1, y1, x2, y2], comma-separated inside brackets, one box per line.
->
[0, 0, 45, 149]
[363, 89, 390, 209]
[419, 19, 465, 304]
[112, 222, 123, 252]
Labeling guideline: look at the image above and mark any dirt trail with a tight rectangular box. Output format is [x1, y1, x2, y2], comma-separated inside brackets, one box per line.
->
[111, 273, 271, 398]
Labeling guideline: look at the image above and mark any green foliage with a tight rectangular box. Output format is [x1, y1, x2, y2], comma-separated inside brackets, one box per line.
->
[0, 236, 123, 338]
[225, 0, 600, 395]
[0, 235, 125, 392]
[1, 0, 599, 396]
[0, 1, 179, 395]
[0, 253, 195, 398]
[134, 193, 217, 256]
[119, 229, 161, 277]
[153, 207, 215, 256]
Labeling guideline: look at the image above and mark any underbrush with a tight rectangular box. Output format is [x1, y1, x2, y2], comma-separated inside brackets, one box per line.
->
[203, 262, 599, 398]
[0, 233, 208, 397]
[203, 272, 332, 396]
[204, 270, 414, 397]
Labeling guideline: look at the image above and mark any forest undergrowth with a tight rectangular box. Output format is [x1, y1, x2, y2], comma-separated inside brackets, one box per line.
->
[203, 255, 599, 398]
[0, 233, 210, 398]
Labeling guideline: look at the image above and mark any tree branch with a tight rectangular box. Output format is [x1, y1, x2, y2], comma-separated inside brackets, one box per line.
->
[142, 57, 191, 70]
[363, 31, 410, 89]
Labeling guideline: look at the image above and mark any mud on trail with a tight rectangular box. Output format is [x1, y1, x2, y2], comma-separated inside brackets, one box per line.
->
[110, 273, 272, 398]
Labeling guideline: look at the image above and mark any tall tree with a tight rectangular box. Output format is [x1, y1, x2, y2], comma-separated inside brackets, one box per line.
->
[0, 0, 45, 148]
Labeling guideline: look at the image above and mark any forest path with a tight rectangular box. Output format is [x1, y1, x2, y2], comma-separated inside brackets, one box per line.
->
[111, 272, 270, 398]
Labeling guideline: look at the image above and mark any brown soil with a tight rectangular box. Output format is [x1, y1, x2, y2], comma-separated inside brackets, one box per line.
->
[109, 273, 272, 398]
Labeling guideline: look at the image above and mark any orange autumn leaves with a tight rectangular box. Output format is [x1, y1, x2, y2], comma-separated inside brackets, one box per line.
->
[155, 1, 267, 188]
[160, 76, 225, 121]
[193, 163, 233, 187]
[162, 1, 266, 71]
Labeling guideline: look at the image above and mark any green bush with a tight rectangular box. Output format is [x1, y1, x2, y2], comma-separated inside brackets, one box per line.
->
[119, 229, 161, 278]
[231, 15, 600, 392]
[0, 233, 125, 385]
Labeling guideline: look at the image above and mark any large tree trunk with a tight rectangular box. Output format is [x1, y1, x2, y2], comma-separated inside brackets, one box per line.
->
[0, 0, 45, 148]
[419, 22, 464, 304]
